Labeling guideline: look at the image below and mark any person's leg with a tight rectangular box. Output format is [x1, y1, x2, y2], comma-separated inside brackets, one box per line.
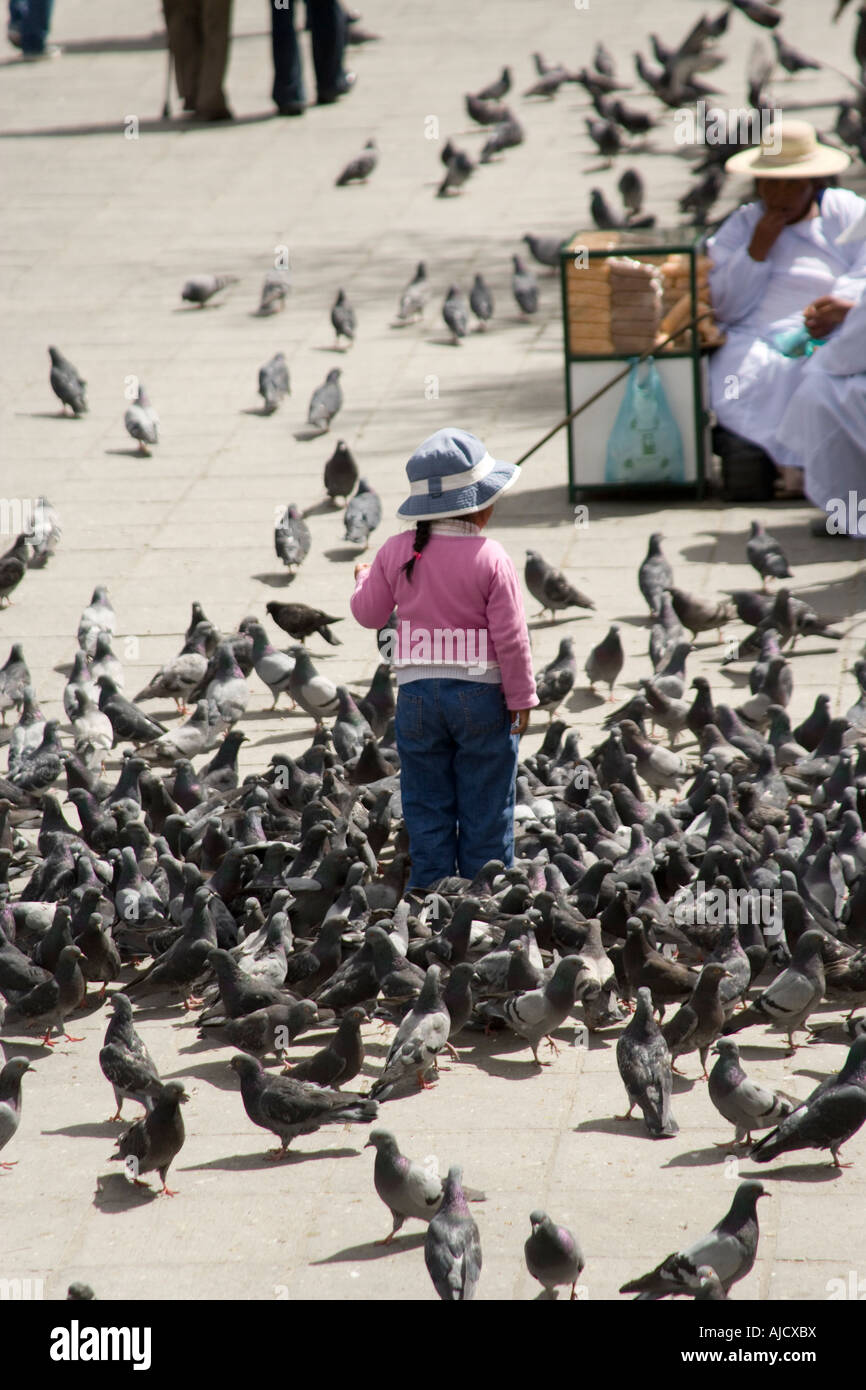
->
[18, 0, 54, 54]
[445, 682, 518, 880]
[271, 0, 306, 109]
[194, 0, 233, 119]
[163, 0, 201, 110]
[395, 682, 459, 889]
[306, 0, 346, 102]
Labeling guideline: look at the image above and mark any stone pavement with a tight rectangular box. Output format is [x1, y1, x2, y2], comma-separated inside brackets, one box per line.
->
[1, 0, 866, 1301]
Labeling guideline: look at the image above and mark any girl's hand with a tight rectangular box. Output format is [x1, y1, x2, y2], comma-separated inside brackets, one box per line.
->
[510, 709, 530, 737]
[354, 561, 372, 581]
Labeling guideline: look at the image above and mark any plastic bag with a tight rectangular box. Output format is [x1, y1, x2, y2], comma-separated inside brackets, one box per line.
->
[604, 358, 685, 485]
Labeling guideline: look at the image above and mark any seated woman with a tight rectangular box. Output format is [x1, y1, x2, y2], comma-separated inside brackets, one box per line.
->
[706, 120, 866, 497]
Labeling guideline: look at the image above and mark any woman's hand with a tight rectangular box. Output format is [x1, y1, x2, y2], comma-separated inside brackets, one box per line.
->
[510, 709, 530, 737]
[354, 561, 372, 581]
[748, 208, 790, 262]
[803, 295, 854, 339]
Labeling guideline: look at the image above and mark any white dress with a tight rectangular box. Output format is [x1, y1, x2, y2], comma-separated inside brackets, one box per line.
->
[706, 189, 866, 472]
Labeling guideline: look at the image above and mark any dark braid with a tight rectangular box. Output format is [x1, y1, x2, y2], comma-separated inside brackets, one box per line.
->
[402, 519, 433, 582]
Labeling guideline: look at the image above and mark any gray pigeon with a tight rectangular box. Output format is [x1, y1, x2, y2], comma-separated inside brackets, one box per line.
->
[751, 1036, 866, 1169]
[247, 621, 295, 709]
[98, 993, 162, 1120]
[480, 115, 525, 162]
[479, 954, 585, 1065]
[344, 477, 382, 548]
[0, 644, 31, 724]
[366, 1128, 445, 1242]
[524, 1211, 585, 1298]
[78, 584, 116, 655]
[0, 535, 30, 607]
[620, 1181, 767, 1298]
[288, 646, 340, 724]
[181, 273, 238, 306]
[525, 549, 594, 618]
[535, 638, 577, 718]
[332, 685, 373, 761]
[512, 254, 539, 316]
[442, 285, 470, 343]
[437, 149, 474, 197]
[638, 533, 674, 616]
[746, 520, 792, 588]
[27, 496, 62, 567]
[523, 234, 562, 268]
[258, 351, 290, 414]
[371, 964, 450, 1098]
[256, 268, 291, 315]
[721, 929, 826, 1052]
[335, 138, 378, 185]
[107, 1080, 188, 1195]
[615, 986, 678, 1138]
[0, 1058, 32, 1168]
[708, 1039, 794, 1146]
[395, 261, 428, 324]
[230, 1052, 377, 1157]
[324, 440, 359, 503]
[205, 643, 249, 725]
[48, 346, 87, 415]
[308, 368, 342, 433]
[619, 167, 645, 217]
[331, 288, 356, 348]
[424, 1165, 482, 1300]
[469, 273, 494, 330]
[124, 384, 159, 455]
[585, 624, 624, 697]
[274, 503, 311, 573]
[1, 943, 85, 1047]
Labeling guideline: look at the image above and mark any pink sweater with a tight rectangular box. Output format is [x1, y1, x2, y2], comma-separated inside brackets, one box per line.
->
[350, 529, 538, 710]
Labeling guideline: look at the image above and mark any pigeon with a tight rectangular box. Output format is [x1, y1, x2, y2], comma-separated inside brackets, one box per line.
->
[750, 1037, 866, 1168]
[512, 255, 539, 316]
[256, 268, 291, 314]
[258, 351, 290, 414]
[616, 986, 678, 1138]
[285, 1005, 366, 1087]
[98, 993, 162, 1120]
[357, 663, 395, 735]
[442, 285, 470, 343]
[585, 625, 624, 697]
[424, 1165, 482, 1301]
[67, 1284, 96, 1301]
[371, 964, 450, 1098]
[437, 149, 474, 197]
[524, 1211, 585, 1299]
[229, 1052, 377, 1157]
[288, 647, 340, 724]
[307, 368, 342, 433]
[0, 536, 29, 607]
[0, 644, 30, 724]
[77, 584, 116, 655]
[480, 954, 585, 1065]
[134, 629, 210, 714]
[638, 533, 674, 616]
[198, 1000, 319, 1060]
[323, 439, 359, 503]
[331, 288, 356, 348]
[525, 550, 594, 618]
[524, 69, 570, 97]
[708, 1039, 794, 1146]
[48, 346, 87, 415]
[335, 138, 377, 185]
[266, 601, 342, 646]
[586, 116, 622, 162]
[274, 503, 311, 573]
[1, 943, 85, 1047]
[662, 962, 730, 1077]
[394, 262, 428, 324]
[480, 115, 525, 162]
[611, 100, 655, 136]
[535, 638, 577, 718]
[523, 234, 562, 269]
[205, 644, 249, 725]
[730, 0, 781, 29]
[0, 1057, 32, 1168]
[27, 496, 62, 568]
[618, 167, 645, 217]
[590, 188, 622, 230]
[475, 67, 511, 101]
[465, 93, 512, 125]
[746, 521, 792, 588]
[107, 1080, 188, 1196]
[181, 273, 237, 307]
[469, 273, 494, 329]
[97, 677, 166, 747]
[722, 929, 827, 1052]
[124, 384, 159, 455]
[620, 1182, 767, 1298]
[772, 32, 821, 73]
[366, 1128, 445, 1242]
[670, 587, 734, 640]
[679, 168, 724, 226]
[344, 477, 382, 549]
[247, 621, 295, 709]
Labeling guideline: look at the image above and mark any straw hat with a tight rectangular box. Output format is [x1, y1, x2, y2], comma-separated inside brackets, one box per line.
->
[725, 118, 850, 179]
[397, 427, 519, 521]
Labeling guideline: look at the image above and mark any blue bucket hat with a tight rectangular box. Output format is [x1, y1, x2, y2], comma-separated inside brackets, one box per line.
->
[397, 427, 519, 521]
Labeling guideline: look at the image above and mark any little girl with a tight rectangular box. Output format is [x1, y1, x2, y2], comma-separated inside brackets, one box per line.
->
[350, 427, 538, 889]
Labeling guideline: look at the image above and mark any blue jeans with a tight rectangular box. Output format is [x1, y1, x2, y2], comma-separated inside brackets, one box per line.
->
[395, 679, 518, 889]
[271, 0, 346, 106]
[9, 0, 54, 52]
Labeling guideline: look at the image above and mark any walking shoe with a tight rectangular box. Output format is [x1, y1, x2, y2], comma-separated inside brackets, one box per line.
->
[276, 102, 305, 116]
[21, 44, 62, 60]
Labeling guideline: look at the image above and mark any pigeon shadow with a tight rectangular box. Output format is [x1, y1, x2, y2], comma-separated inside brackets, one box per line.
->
[0, 1038, 55, 1060]
[575, 1116, 674, 1140]
[93, 1173, 159, 1211]
[43, 1120, 125, 1139]
[250, 571, 296, 587]
[564, 689, 606, 714]
[241, 407, 277, 417]
[15, 411, 80, 420]
[740, 1162, 842, 1184]
[310, 1232, 426, 1264]
[324, 546, 363, 562]
[182, 1145, 360, 1172]
[736, 1043, 800, 1062]
[663, 1144, 731, 1168]
[294, 427, 328, 442]
[159, 1058, 246, 1092]
[104, 447, 147, 458]
[301, 498, 341, 518]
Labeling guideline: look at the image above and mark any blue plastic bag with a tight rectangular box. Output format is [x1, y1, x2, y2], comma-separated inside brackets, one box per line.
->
[604, 358, 685, 485]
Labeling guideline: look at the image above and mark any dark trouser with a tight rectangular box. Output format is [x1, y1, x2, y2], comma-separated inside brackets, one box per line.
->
[271, 0, 346, 106]
[163, 0, 233, 118]
[9, 0, 54, 53]
[395, 679, 518, 889]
